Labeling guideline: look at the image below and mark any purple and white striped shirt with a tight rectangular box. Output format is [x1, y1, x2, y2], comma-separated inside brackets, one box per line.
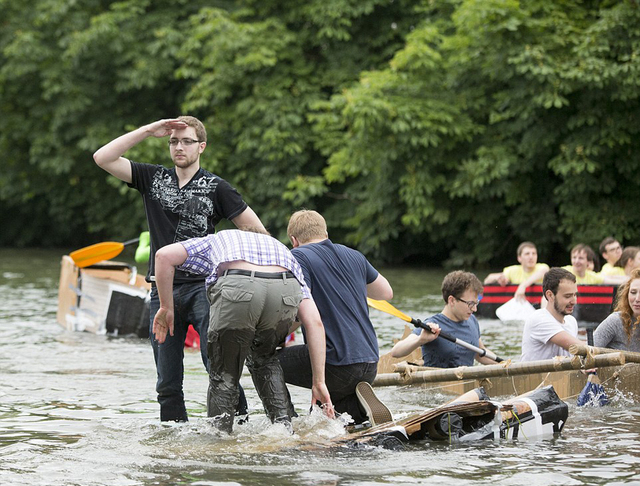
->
[178, 230, 312, 299]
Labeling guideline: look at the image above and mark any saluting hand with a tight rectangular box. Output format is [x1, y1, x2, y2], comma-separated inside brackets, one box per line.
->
[148, 119, 188, 138]
[152, 306, 175, 343]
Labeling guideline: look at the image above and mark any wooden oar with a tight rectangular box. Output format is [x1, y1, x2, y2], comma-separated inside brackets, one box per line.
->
[70, 238, 140, 268]
[367, 298, 504, 363]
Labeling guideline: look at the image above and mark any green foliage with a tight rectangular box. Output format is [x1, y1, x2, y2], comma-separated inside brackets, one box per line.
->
[1, 0, 639, 270]
[311, 0, 640, 265]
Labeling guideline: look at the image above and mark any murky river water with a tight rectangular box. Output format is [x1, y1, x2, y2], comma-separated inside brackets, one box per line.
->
[1, 249, 639, 485]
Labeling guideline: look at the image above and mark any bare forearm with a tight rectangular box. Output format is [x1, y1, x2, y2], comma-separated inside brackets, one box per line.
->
[484, 272, 507, 285]
[231, 207, 266, 231]
[306, 325, 327, 385]
[154, 250, 176, 311]
[521, 268, 548, 289]
[93, 119, 185, 182]
[549, 331, 583, 350]
[298, 299, 326, 385]
[390, 334, 421, 358]
[476, 354, 498, 365]
[94, 125, 152, 167]
[476, 339, 499, 365]
[154, 243, 189, 309]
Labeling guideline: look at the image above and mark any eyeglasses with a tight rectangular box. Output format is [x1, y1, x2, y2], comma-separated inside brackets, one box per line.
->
[168, 138, 200, 147]
[456, 296, 482, 309]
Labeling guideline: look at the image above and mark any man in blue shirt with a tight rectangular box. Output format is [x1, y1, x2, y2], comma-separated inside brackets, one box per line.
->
[278, 210, 393, 424]
[391, 271, 498, 367]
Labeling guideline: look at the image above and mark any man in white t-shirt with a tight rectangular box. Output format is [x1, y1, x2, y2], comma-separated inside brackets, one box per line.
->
[521, 267, 583, 361]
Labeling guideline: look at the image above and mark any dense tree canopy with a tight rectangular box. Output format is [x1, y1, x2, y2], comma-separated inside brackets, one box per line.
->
[1, 0, 639, 268]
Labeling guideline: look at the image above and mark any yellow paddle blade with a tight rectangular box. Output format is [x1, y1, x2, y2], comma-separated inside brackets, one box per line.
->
[367, 298, 412, 323]
[70, 242, 125, 268]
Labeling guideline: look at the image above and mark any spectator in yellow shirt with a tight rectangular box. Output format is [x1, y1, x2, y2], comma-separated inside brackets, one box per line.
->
[484, 242, 550, 301]
[599, 237, 625, 277]
[563, 244, 627, 285]
[615, 246, 640, 277]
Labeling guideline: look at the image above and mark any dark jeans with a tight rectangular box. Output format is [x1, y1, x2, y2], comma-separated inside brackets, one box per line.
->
[278, 344, 377, 424]
[149, 281, 247, 422]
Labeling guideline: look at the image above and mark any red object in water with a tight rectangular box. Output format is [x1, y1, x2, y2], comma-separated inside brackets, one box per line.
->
[184, 327, 292, 349]
[185, 324, 200, 348]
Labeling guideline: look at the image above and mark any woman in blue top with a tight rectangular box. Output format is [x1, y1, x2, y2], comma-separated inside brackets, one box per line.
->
[391, 271, 498, 368]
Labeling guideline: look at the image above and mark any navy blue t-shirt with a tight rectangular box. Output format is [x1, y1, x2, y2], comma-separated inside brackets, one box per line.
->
[128, 161, 247, 283]
[292, 239, 379, 366]
[414, 313, 481, 367]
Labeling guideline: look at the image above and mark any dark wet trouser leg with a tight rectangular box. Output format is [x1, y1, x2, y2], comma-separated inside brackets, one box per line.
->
[246, 329, 292, 423]
[206, 327, 253, 433]
[248, 277, 301, 424]
[324, 362, 377, 424]
[277, 344, 313, 418]
[206, 277, 258, 433]
[150, 287, 188, 422]
[278, 344, 377, 424]
[183, 282, 248, 415]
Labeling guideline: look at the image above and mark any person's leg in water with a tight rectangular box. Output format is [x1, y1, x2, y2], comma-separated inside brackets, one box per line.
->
[205, 275, 258, 432]
[247, 277, 301, 430]
[182, 282, 248, 416]
[149, 286, 189, 422]
[279, 344, 377, 424]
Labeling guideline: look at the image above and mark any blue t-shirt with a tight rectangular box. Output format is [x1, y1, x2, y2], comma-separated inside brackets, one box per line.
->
[414, 313, 481, 368]
[292, 239, 379, 366]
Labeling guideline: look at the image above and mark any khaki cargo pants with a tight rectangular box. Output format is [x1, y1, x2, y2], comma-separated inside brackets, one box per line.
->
[206, 272, 301, 432]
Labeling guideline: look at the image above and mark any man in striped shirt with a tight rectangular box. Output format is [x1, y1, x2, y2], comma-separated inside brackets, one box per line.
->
[152, 228, 334, 432]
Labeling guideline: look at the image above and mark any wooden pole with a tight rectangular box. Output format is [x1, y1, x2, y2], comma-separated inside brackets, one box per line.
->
[569, 344, 640, 364]
[373, 353, 625, 387]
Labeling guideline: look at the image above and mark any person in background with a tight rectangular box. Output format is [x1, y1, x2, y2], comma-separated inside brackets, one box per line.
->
[152, 228, 334, 433]
[278, 210, 393, 425]
[594, 268, 640, 352]
[93, 116, 265, 422]
[521, 268, 583, 361]
[614, 246, 640, 277]
[584, 245, 599, 272]
[562, 244, 627, 286]
[391, 271, 498, 368]
[484, 242, 549, 301]
[599, 237, 625, 277]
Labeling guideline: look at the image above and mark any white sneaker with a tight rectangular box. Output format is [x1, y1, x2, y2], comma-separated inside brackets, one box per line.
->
[355, 382, 393, 426]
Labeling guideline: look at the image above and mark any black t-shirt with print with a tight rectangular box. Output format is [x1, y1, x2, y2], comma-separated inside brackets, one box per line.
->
[128, 161, 247, 283]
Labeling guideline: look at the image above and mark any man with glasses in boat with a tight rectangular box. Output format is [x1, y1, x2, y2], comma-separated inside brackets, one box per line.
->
[391, 271, 498, 368]
[93, 117, 265, 422]
[520, 267, 583, 361]
[599, 237, 626, 277]
[279, 210, 394, 426]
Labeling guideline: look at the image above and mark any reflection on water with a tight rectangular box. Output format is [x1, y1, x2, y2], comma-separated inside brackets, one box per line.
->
[1, 250, 640, 485]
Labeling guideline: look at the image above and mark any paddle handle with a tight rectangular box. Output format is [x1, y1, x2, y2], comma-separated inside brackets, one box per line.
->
[412, 319, 504, 363]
